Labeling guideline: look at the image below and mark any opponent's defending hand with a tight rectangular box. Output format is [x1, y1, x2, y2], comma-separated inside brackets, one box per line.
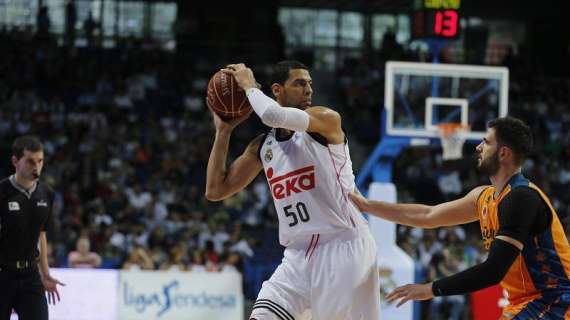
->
[386, 282, 434, 307]
[348, 192, 371, 212]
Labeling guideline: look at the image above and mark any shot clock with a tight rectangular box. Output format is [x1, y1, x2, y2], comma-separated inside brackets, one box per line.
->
[413, 0, 461, 39]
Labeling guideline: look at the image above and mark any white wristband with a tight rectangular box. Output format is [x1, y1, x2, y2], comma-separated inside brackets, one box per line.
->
[246, 88, 310, 132]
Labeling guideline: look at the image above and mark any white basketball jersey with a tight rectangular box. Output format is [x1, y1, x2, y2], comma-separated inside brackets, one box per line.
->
[259, 129, 367, 246]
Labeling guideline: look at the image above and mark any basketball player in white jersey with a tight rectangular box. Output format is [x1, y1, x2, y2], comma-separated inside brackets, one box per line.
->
[205, 61, 380, 320]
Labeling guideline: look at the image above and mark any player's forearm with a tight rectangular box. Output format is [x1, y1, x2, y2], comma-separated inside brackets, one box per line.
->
[38, 232, 51, 278]
[364, 201, 433, 227]
[245, 88, 309, 131]
[206, 130, 232, 200]
[432, 239, 519, 296]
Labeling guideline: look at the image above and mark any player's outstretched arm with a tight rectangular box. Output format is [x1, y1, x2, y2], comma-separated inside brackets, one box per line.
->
[205, 109, 263, 201]
[386, 187, 541, 307]
[386, 236, 523, 307]
[348, 186, 486, 228]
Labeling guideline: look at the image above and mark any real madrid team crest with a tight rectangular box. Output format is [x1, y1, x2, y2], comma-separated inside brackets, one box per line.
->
[264, 149, 273, 162]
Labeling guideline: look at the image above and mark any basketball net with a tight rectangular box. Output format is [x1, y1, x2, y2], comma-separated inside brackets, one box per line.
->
[437, 123, 469, 160]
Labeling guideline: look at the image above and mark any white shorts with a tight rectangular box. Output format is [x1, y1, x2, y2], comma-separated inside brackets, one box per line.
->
[250, 226, 380, 320]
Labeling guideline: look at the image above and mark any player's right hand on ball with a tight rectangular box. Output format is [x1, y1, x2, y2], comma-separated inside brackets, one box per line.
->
[221, 63, 258, 91]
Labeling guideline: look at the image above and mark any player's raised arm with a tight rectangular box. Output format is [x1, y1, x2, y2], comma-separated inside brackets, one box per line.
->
[222, 63, 344, 144]
[205, 108, 263, 202]
[348, 185, 486, 228]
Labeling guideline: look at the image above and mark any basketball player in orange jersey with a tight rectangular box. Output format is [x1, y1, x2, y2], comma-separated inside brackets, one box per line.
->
[350, 117, 570, 319]
[206, 61, 380, 320]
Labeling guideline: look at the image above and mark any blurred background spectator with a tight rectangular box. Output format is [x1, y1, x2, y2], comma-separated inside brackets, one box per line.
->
[68, 237, 102, 268]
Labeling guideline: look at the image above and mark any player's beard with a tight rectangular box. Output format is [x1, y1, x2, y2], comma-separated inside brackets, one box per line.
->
[285, 100, 307, 110]
[282, 92, 311, 110]
[477, 150, 500, 176]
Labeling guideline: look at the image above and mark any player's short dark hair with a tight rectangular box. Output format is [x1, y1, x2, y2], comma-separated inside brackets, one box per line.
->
[488, 117, 532, 165]
[270, 60, 308, 86]
[12, 135, 43, 159]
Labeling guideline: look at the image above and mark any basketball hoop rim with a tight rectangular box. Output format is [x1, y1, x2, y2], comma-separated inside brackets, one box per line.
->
[436, 123, 471, 138]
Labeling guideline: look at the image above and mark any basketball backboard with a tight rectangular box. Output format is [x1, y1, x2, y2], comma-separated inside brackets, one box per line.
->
[385, 61, 509, 141]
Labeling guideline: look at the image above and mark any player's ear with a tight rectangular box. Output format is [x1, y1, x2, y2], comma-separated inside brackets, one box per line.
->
[271, 83, 281, 98]
[11, 155, 18, 167]
[499, 146, 511, 161]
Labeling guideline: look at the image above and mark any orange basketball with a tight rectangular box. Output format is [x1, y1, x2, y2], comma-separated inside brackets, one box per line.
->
[206, 70, 252, 120]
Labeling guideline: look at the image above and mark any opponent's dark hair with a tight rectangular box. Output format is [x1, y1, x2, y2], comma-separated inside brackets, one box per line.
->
[12, 135, 43, 159]
[269, 60, 308, 86]
[488, 117, 532, 165]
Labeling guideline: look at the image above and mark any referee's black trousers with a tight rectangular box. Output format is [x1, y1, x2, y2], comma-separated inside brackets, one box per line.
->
[0, 267, 48, 320]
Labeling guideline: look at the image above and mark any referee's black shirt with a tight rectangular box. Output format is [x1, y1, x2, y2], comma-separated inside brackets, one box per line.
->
[0, 175, 53, 261]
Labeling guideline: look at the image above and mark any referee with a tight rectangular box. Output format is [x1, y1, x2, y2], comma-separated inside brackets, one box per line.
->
[0, 136, 64, 320]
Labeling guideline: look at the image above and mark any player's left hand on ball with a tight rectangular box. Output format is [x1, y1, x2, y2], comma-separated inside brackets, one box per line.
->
[208, 103, 252, 131]
[386, 283, 434, 307]
[221, 63, 258, 91]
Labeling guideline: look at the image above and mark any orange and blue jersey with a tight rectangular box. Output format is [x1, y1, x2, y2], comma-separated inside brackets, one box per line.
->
[477, 173, 570, 319]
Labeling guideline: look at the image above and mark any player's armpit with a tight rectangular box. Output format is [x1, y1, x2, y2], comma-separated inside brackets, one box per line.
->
[422, 185, 486, 228]
[205, 135, 264, 201]
[305, 107, 344, 144]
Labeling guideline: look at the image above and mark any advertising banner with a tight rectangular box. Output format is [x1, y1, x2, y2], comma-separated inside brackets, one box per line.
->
[118, 271, 244, 320]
